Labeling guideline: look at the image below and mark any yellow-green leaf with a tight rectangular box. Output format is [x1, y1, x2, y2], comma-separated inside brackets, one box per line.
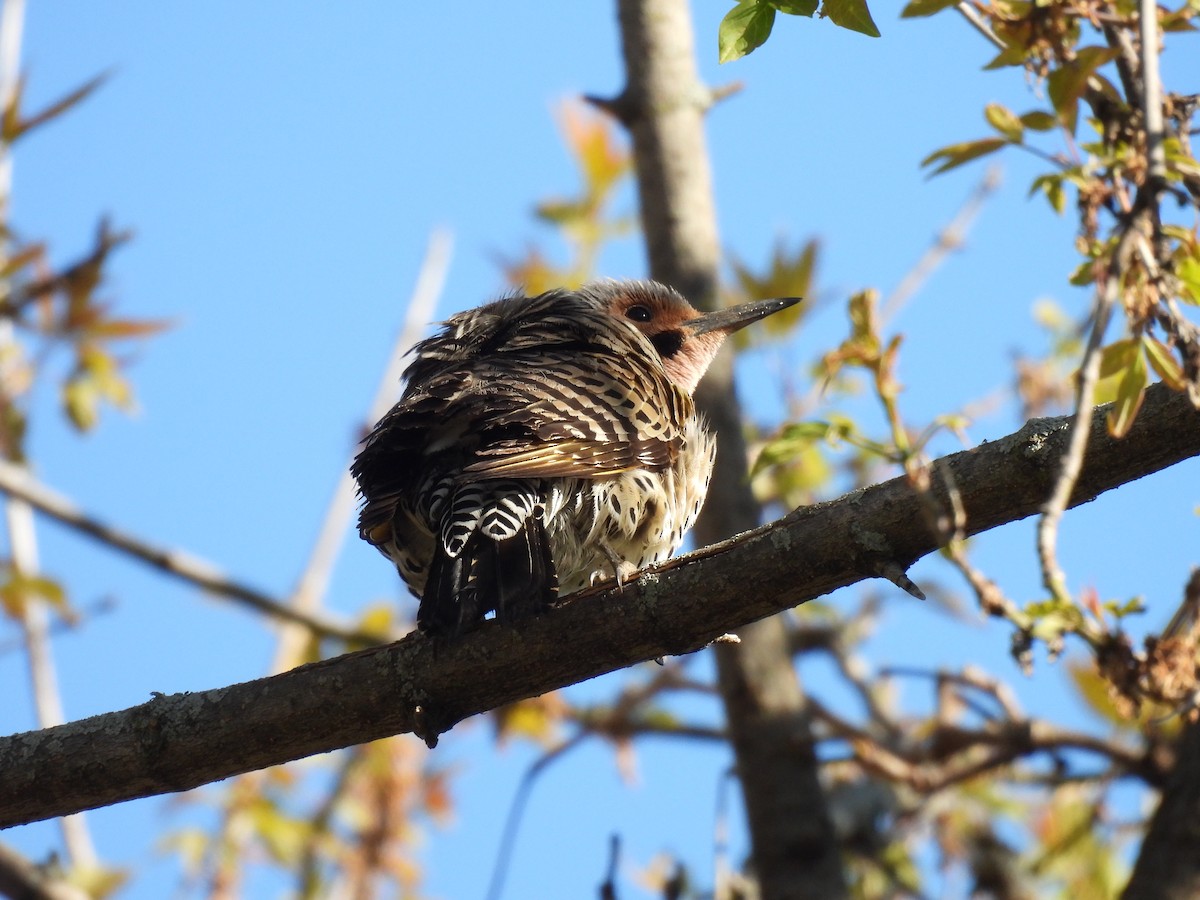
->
[64, 377, 99, 432]
[983, 41, 1029, 70]
[1046, 47, 1118, 134]
[1106, 343, 1147, 437]
[1097, 338, 1139, 379]
[1142, 336, 1186, 390]
[984, 102, 1024, 142]
[920, 137, 1007, 176]
[900, 0, 958, 17]
[1068, 258, 1097, 286]
[0, 571, 68, 618]
[719, 1, 776, 63]
[1030, 173, 1067, 214]
[1177, 252, 1200, 304]
[1069, 660, 1142, 729]
[822, 0, 881, 37]
[769, 0, 818, 13]
[1019, 110, 1057, 131]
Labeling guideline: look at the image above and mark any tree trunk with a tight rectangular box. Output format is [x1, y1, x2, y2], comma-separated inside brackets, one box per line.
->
[609, 0, 847, 896]
[1123, 718, 1200, 899]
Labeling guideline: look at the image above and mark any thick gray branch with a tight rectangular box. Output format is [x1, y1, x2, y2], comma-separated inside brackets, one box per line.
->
[0, 384, 1197, 828]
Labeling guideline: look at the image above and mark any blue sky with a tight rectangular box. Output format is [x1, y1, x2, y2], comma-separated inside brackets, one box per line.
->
[4, 2, 1199, 898]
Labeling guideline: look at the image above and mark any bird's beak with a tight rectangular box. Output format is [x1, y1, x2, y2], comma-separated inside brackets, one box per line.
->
[686, 296, 802, 336]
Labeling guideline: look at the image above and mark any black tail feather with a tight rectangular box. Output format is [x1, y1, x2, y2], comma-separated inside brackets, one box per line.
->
[490, 516, 558, 625]
[419, 538, 482, 636]
[417, 515, 558, 638]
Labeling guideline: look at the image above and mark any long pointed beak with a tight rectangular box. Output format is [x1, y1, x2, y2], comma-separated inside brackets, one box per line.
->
[687, 296, 802, 336]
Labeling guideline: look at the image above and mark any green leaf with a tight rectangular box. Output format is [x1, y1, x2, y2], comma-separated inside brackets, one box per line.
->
[1142, 336, 1186, 390]
[18, 575, 67, 609]
[719, 1, 776, 63]
[821, 0, 881, 36]
[984, 102, 1024, 142]
[769, 0, 818, 13]
[1029, 173, 1067, 214]
[920, 137, 1007, 176]
[983, 41, 1029, 70]
[900, 0, 958, 17]
[1069, 661, 1140, 729]
[728, 237, 817, 346]
[1103, 596, 1145, 619]
[1046, 46, 1118, 134]
[1106, 342, 1147, 438]
[1097, 337, 1139, 379]
[0, 571, 68, 618]
[1068, 258, 1096, 286]
[1019, 110, 1057, 131]
[1178, 252, 1200, 304]
[64, 377, 99, 432]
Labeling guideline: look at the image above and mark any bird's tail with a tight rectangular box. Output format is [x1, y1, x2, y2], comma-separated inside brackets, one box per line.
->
[418, 482, 558, 637]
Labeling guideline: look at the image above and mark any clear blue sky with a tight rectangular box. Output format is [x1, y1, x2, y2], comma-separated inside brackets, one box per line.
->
[4, 2, 1199, 898]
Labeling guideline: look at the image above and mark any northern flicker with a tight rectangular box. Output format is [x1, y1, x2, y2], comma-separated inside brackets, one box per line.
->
[352, 280, 799, 637]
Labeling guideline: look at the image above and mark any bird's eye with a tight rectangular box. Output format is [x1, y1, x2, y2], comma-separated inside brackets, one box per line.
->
[626, 305, 653, 322]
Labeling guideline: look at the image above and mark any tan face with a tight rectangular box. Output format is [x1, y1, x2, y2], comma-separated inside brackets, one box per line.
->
[606, 285, 725, 395]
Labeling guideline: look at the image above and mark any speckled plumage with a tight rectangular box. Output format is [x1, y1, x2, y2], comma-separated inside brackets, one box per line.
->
[351, 280, 799, 637]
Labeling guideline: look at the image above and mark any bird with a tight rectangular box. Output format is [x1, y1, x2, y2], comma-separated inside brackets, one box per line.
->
[351, 279, 800, 637]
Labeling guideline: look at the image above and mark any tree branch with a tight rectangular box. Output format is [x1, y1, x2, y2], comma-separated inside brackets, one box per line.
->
[0, 458, 382, 644]
[0, 383, 1196, 828]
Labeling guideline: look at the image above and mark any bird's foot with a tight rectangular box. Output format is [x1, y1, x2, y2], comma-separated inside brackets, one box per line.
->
[589, 548, 639, 593]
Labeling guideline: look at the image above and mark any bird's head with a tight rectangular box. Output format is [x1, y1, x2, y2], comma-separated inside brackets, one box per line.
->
[590, 280, 801, 394]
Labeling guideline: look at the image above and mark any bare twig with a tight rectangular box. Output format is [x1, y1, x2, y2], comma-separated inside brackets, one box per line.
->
[0, 841, 89, 900]
[271, 227, 451, 671]
[485, 735, 586, 900]
[821, 632, 904, 743]
[1037, 0, 1168, 613]
[1139, 0, 1167, 182]
[0, 458, 382, 643]
[807, 694, 1151, 794]
[598, 833, 620, 900]
[0, 0, 98, 870]
[955, 2, 1005, 51]
[1036, 228, 1129, 611]
[882, 167, 1001, 322]
[6, 497, 99, 869]
[933, 460, 1028, 629]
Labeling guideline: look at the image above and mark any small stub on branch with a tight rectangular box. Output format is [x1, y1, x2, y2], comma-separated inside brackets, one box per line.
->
[876, 562, 927, 601]
[412, 704, 440, 750]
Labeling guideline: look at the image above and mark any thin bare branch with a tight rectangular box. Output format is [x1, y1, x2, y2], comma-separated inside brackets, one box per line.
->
[7, 496, 98, 869]
[808, 694, 1151, 795]
[271, 227, 452, 671]
[0, 0, 97, 869]
[1036, 226, 1131, 610]
[485, 735, 586, 900]
[1139, 0, 1167, 182]
[0, 841, 89, 900]
[882, 167, 1001, 322]
[955, 2, 1005, 51]
[0, 458, 384, 644]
